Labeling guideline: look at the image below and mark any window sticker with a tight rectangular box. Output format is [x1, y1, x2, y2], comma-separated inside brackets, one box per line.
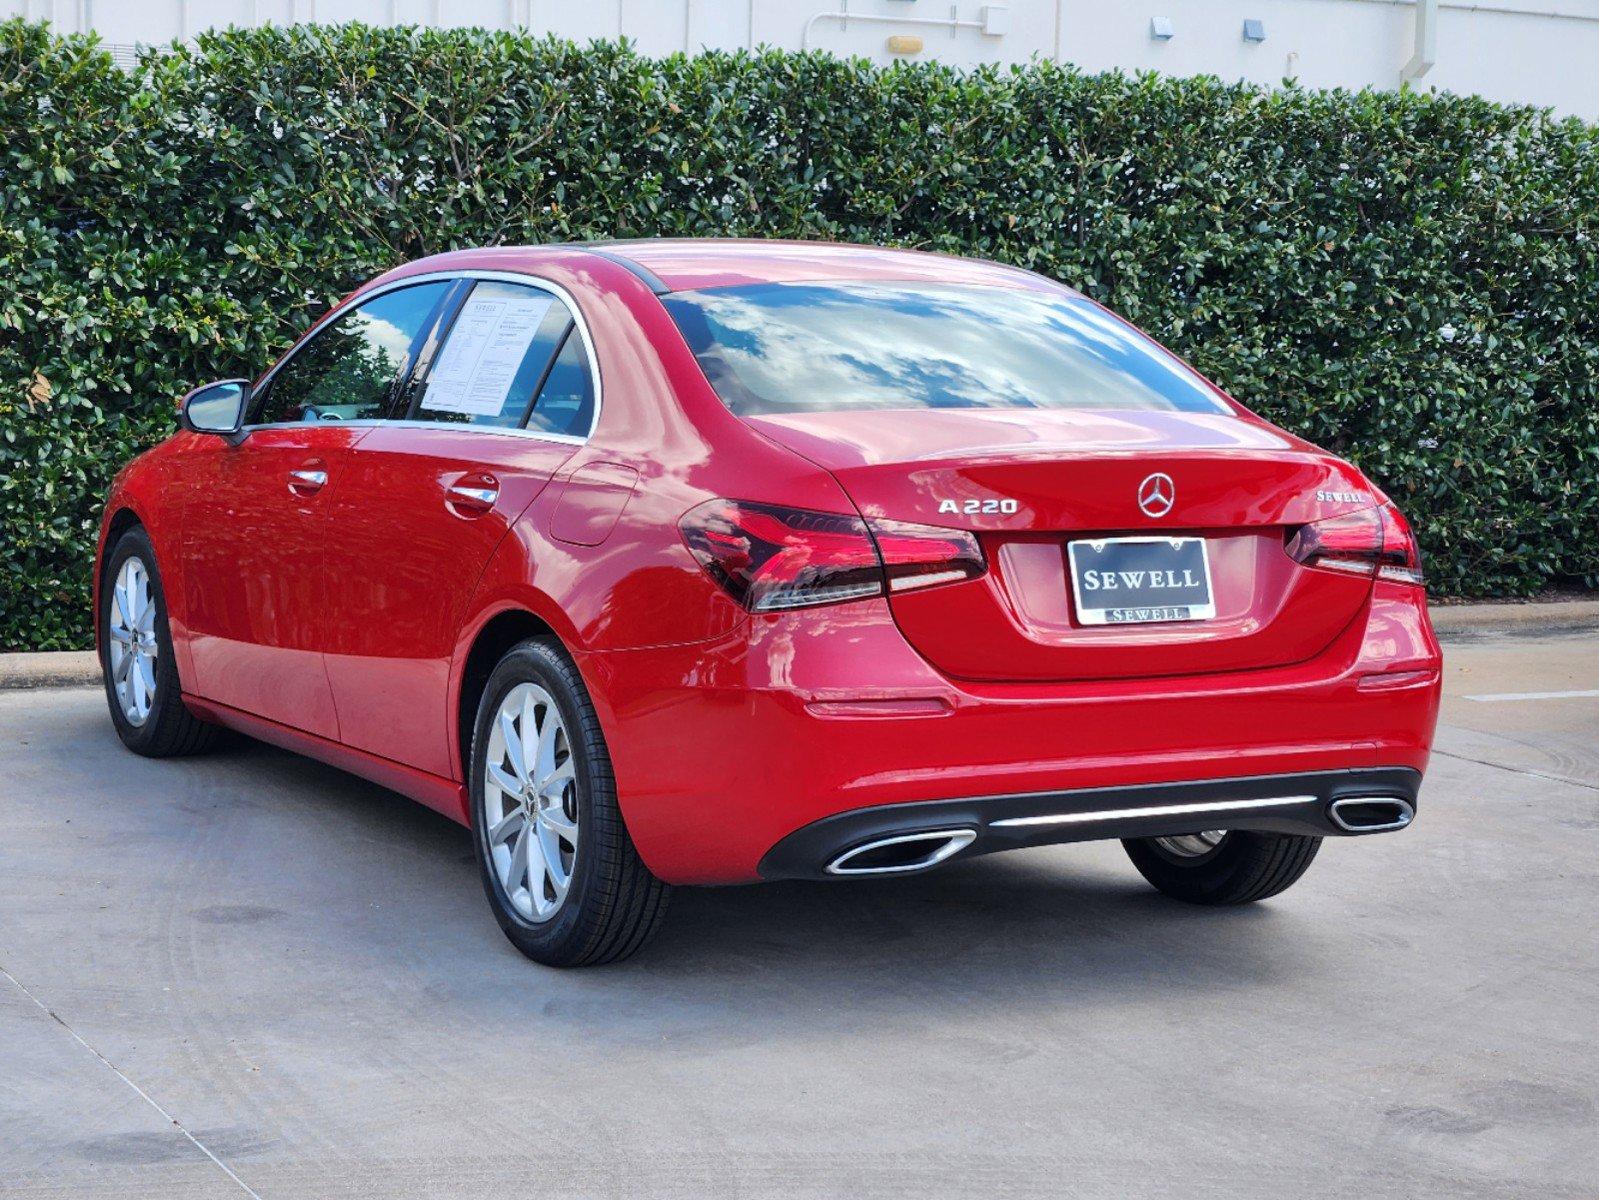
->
[421, 293, 555, 417]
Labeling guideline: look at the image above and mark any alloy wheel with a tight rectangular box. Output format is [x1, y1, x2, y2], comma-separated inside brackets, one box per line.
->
[1152, 830, 1227, 858]
[483, 683, 580, 921]
[107, 556, 158, 726]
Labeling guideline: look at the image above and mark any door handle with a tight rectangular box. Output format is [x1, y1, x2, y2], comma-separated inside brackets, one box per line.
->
[288, 467, 328, 496]
[446, 478, 499, 516]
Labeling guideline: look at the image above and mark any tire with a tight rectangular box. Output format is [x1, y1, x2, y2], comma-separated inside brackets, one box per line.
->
[1122, 830, 1322, 905]
[99, 526, 220, 758]
[469, 638, 670, 967]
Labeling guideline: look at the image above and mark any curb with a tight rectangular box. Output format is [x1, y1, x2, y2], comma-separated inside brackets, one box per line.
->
[0, 651, 101, 691]
[3, 600, 1597, 690]
[1428, 599, 1599, 636]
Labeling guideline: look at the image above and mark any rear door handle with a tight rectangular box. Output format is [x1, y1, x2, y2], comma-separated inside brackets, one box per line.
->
[446, 477, 499, 516]
[288, 467, 328, 496]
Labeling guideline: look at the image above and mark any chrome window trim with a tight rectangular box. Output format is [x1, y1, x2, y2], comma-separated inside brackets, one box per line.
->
[246, 268, 603, 445]
[271, 418, 588, 447]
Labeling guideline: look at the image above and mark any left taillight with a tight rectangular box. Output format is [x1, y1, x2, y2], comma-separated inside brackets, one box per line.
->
[1375, 504, 1426, 586]
[678, 498, 986, 613]
[1285, 503, 1424, 587]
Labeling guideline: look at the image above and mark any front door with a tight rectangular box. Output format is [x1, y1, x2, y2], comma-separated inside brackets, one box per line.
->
[179, 426, 364, 737]
[178, 279, 454, 736]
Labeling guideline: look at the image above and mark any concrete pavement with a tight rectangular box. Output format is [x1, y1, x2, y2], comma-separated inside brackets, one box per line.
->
[1, 629, 1596, 1198]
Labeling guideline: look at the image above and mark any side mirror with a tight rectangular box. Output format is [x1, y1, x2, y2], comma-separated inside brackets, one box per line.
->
[179, 379, 251, 443]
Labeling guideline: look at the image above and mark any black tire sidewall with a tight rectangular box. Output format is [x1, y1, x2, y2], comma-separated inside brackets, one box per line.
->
[100, 528, 180, 752]
[469, 640, 607, 960]
[1123, 830, 1321, 905]
[1125, 834, 1244, 901]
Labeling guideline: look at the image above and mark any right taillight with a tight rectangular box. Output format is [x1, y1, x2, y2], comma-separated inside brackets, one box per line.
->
[678, 498, 986, 613]
[1285, 503, 1424, 587]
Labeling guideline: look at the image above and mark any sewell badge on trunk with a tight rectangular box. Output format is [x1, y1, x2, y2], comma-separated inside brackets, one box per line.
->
[1067, 536, 1217, 625]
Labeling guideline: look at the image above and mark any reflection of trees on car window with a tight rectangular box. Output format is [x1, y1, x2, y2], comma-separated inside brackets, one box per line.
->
[250, 282, 449, 425]
[294, 318, 407, 419]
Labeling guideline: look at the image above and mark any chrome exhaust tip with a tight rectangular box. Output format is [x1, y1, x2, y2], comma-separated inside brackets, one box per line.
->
[825, 829, 977, 876]
[1328, 796, 1415, 834]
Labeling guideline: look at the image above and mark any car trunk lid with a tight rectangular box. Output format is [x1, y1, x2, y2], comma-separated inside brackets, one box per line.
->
[745, 408, 1378, 682]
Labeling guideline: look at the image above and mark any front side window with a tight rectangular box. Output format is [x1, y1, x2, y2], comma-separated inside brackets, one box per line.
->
[408, 281, 572, 428]
[251, 282, 450, 425]
[662, 282, 1231, 417]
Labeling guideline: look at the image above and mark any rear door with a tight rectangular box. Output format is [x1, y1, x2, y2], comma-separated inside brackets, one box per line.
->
[179, 280, 453, 735]
[319, 277, 597, 778]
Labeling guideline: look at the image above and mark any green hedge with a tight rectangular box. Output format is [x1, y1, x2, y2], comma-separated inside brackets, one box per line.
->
[3, 19, 1596, 650]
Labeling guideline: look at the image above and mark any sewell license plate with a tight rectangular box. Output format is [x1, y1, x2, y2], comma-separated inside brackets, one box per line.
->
[1067, 536, 1217, 625]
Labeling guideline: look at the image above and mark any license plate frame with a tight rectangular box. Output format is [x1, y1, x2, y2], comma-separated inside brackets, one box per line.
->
[1066, 536, 1217, 626]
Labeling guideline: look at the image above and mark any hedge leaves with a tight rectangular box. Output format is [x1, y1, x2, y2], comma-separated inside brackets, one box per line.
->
[2, 19, 1596, 649]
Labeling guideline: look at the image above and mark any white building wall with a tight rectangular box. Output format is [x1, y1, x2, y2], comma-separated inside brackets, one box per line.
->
[10, 0, 1599, 118]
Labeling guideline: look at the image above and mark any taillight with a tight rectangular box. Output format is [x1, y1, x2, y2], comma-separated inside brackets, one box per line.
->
[679, 499, 986, 613]
[1375, 504, 1425, 586]
[869, 516, 987, 594]
[1285, 503, 1424, 587]
[1285, 508, 1382, 577]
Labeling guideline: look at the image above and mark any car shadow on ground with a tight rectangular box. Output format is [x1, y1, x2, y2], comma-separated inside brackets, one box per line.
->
[30, 700, 1321, 1026]
[188, 727, 1312, 1007]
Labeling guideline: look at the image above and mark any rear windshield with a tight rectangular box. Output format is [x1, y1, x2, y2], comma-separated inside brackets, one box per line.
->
[662, 282, 1230, 417]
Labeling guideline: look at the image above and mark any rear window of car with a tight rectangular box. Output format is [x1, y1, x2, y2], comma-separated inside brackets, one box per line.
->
[662, 282, 1230, 417]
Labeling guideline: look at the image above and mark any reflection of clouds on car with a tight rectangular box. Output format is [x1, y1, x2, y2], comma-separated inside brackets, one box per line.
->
[666, 283, 1225, 417]
[299, 313, 411, 418]
[357, 313, 416, 369]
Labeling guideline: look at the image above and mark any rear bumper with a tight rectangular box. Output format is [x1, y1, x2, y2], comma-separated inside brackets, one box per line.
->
[757, 766, 1420, 880]
[577, 581, 1441, 885]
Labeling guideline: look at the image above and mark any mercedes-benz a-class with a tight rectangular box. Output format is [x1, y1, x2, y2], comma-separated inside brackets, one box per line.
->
[97, 241, 1441, 965]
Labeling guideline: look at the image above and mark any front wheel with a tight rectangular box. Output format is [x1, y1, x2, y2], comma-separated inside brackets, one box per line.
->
[1123, 829, 1321, 905]
[469, 638, 670, 967]
[100, 527, 219, 757]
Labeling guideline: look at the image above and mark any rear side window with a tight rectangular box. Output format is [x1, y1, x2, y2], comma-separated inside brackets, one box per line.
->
[662, 282, 1230, 417]
[525, 328, 597, 438]
[251, 282, 450, 425]
[408, 281, 572, 428]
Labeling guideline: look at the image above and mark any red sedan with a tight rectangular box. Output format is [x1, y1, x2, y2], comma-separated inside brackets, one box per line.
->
[96, 240, 1441, 966]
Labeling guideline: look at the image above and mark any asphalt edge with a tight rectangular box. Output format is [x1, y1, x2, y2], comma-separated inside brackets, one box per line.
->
[1428, 598, 1599, 636]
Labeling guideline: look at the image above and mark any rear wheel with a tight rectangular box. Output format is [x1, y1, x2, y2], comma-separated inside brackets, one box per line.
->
[469, 638, 670, 967]
[100, 527, 220, 757]
[1123, 829, 1321, 904]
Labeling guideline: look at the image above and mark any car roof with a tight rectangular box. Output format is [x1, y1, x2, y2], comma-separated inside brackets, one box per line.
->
[384, 239, 1076, 297]
[598, 239, 1076, 295]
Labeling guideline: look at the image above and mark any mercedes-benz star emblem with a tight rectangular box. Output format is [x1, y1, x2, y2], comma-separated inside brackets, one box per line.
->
[1138, 472, 1175, 518]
